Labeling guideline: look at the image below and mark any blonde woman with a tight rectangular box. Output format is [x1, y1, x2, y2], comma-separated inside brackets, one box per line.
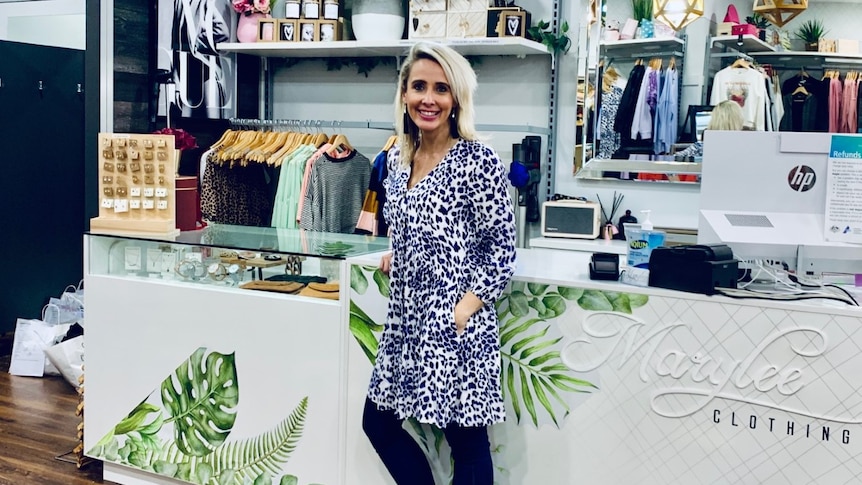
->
[363, 42, 517, 485]
[676, 100, 745, 160]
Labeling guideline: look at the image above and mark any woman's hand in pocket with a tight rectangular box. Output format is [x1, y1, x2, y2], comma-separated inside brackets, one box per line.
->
[454, 292, 484, 336]
[379, 252, 392, 276]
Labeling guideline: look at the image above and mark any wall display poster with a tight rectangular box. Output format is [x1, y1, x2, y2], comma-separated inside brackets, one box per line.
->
[824, 134, 862, 243]
[156, 0, 238, 119]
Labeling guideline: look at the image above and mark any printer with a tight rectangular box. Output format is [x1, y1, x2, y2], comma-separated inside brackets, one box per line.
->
[648, 244, 738, 295]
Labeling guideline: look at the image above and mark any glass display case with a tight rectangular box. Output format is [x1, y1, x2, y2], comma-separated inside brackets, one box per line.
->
[86, 223, 390, 298]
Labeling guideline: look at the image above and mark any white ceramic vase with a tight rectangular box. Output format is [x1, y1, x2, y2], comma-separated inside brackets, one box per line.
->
[351, 0, 404, 40]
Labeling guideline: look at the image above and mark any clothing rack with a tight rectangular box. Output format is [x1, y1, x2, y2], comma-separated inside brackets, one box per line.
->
[228, 118, 551, 135]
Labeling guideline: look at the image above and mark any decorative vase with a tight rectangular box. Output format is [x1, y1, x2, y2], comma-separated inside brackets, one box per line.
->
[639, 19, 655, 39]
[805, 41, 818, 51]
[351, 0, 404, 40]
[237, 12, 269, 43]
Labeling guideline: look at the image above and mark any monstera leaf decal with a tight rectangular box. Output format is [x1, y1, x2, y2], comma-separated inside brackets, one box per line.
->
[161, 348, 239, 457]
[349, 265, 389, 364]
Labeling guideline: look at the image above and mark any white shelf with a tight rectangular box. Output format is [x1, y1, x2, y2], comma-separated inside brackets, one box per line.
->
[217, 37, 551, 58]
[711, 35, 775, 54]
[599, 37, 685, 57]
[748, 50, 862, 68]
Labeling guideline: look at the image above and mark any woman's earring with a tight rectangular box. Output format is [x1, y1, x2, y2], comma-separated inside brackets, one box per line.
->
[402, 106, 411, 135]
[449, 109, 459, 138]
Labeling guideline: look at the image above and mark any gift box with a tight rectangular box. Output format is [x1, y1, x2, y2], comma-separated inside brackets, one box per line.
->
[620, 18, 638, 40]
[448, 0, 486, 13]
[716, 21, 735, 36]
[175, 175, 200, 232]
[838, 39, 860, 54]
[731, 24, 759, 36]
[409, 11, 447, 38]
[447, 11, 486, 38]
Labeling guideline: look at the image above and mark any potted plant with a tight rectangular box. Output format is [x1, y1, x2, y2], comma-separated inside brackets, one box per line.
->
[795, 19, 828, 52]
[745, 13, 770, 41]
[631, 0, 653, 38]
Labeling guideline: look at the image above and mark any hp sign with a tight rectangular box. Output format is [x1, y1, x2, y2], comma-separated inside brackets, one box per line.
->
[788, 165, 816, 192]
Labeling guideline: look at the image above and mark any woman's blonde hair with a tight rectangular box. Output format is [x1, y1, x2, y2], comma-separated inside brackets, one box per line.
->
[707, 100, 744, 131]
[394, 42, 479, 166]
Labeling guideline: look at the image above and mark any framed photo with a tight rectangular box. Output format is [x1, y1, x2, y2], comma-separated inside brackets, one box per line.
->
[317, 20, 340, 42]
[277, 19, 299, 42]
[258, 18, 277, 42]
[498, 11, 526, 37]
[299, 21, 317, 42]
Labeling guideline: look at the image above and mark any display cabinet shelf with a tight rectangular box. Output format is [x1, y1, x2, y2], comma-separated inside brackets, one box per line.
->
[749, 50, 862, 69]
[599, 37, 685, 58]
[711, 35, 775, 54]
[217, 37, 551, 58]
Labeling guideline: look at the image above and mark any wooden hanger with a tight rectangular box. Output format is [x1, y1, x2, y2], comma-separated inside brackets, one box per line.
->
[731, 56, 751, 69]
[668, 57, 676, 70]
[327, 134, 353, 156]
[382, 135, 398, 152]
[792, 84, 809, 96]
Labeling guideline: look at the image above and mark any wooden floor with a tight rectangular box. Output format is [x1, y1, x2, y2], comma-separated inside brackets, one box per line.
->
[0, 354, 115, 485]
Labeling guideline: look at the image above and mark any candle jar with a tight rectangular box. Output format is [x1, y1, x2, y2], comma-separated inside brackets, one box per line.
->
[285, 0, 301, 18]
[323, 0, 339, 20]
[302, 0, 320, 19]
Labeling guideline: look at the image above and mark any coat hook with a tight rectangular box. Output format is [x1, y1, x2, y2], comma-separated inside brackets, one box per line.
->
[76, 83, 83, 93]
[38, 80, 44, 91]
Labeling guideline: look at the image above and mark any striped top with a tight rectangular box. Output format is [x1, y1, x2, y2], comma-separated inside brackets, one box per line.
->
[299, 149, 371, 234]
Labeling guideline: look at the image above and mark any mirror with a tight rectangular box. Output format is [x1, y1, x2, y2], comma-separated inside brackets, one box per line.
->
[572, 0, 862, 183]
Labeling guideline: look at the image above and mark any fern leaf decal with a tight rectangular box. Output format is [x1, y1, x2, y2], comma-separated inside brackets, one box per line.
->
[198, 396, 308, 482]
[161, 348, 239, 457]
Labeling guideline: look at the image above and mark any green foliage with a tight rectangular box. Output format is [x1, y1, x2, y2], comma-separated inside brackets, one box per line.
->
[316, 241, 354, 257]
[795, 19, 828, 43]
[282, 56, 395, 77]
[161, 348, 239, 457]
[497, 284, 648, 427]
[631, 0, 653, 21]
[348, 266, 389, 364]
[526, 20, 571, 55]
[745, 13, 770, 29]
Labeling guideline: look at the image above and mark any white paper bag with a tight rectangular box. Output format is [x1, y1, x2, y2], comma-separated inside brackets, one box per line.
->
[44, 336, 84, 389]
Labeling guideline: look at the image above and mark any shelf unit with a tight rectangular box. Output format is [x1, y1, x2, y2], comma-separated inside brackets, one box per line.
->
[599, 37, 686, 59]
[749, 50, 862, 70]
[710, 34, 775, 55]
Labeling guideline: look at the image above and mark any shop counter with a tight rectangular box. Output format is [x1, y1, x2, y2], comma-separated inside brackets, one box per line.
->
[85, 230, 862, 485]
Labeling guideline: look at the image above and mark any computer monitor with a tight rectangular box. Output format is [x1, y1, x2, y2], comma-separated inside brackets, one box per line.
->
[698, 131, 862, 275]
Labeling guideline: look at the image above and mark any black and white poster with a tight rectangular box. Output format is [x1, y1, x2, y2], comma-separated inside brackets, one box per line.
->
[157, 0, 237, 119]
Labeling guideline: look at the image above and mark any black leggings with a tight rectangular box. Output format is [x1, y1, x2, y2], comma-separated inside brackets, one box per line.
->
[362, 398, 493, 485]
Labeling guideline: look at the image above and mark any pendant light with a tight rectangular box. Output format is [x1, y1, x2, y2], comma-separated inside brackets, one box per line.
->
[653, 0, 704, 31]
[752, 0, 807, 27]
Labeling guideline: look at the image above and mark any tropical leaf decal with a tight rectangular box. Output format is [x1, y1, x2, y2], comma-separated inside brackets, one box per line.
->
[348, 266, 388, 365]
[159, 396, 308, 484]
[161, 348, 239, 457]
[497, 285, 649, 428]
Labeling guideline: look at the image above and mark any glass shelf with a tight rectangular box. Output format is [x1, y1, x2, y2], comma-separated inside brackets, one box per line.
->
[575, 158, 701, 183]
[87, 223, 390, 260]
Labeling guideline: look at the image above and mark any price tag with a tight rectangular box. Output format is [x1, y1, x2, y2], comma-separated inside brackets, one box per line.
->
[129, 199, 141, 209]
[130, 187, 141, 197]
[157, 200, 168, 210]
[143, 187, 155, 197]
[155, 187, 168, 198]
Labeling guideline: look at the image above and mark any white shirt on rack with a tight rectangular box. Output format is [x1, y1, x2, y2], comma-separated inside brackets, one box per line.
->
[710, 67, 767, 131]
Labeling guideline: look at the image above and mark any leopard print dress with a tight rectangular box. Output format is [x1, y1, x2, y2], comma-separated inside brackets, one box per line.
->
[367, 139, 517, 428]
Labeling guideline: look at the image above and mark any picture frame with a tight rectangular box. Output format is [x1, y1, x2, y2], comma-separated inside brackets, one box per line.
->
[498, 11, 526, 37]
[258, 18, 277, 42]
[299, 21, 317, 42]
[317, 19, 340, 42]
[277, 19, 299, 42]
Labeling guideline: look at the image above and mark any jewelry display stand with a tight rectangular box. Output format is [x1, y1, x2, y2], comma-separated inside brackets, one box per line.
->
[90, 133, 180, 237]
